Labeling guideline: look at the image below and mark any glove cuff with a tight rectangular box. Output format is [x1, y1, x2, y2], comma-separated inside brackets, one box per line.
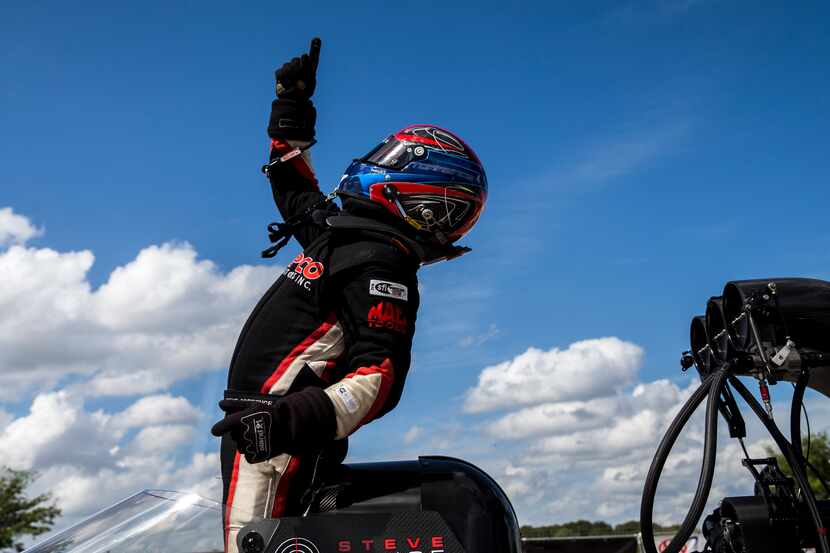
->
[268, 98, 317, 142]
[278, 387, 337, 455]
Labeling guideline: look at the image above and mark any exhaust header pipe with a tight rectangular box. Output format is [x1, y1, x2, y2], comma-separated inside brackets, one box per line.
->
[722, 278, 830, 396]
[690, 315, 715, 376]
[705, 296, 734, 363]
[724, 278, 830, 354]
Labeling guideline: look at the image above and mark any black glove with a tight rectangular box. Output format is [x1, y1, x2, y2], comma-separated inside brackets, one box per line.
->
[211, 392, 285, 464]
[275, 37, 321, 101]
[211, 387, 336, 463]
[268, 37, 321, 142]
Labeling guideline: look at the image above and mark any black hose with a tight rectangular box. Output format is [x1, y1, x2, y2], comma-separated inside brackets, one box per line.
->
[640, 374, 712, 553]
[791, 369, 809, 471]
[640, 369, 727, 553]
[729, 375, 830, 553]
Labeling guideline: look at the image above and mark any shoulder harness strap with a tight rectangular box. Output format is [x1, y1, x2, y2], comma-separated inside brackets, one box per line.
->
[261, 192, 338, 259]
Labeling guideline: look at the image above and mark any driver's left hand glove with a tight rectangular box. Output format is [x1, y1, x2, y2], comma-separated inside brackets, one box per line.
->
[211, 387, 336, 464]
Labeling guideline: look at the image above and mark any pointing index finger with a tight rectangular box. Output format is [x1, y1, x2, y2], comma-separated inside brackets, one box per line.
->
[309, 37, 322, 70]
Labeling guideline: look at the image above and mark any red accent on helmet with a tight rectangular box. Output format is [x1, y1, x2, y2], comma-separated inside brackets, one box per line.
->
[368, 182, 486, 242]
[395, 124, 483, 165]
[368, 184, 400, 217]
[343, 124, 487, 246]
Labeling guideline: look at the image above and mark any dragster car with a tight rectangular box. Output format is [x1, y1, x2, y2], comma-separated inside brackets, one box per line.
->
[23, 457, 521, 553]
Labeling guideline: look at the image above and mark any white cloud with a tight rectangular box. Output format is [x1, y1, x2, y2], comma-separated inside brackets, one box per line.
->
[486, 397, 620, 440]
[0, 208, 267, 530]
[0, 207, 43, 246]
[445, 336, 816, 526]
[533, 409, 663, 457]
[596, 501, 627, 519]
[0, 392, 203, 470]
[464, 337, 643, 413]
[0, 238, 276, 399]
[129, 424, 196, 454]
[459, 323, 501, 348]
[31, 451, 220, 520]
[486, 379, 688, 441]
[0, 391, 218, 522]
[112, 394, 202, 430]
[0, 206, 810, 533]
[0, 408, 11, 432]
[159, 451, 222, 500]
[0, 391, 116, 471]
[403, 425, 423, 445]
[92, 244, 265, 332]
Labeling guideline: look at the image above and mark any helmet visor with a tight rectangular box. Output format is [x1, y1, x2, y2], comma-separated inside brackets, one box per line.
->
[360, 137, 418, 170]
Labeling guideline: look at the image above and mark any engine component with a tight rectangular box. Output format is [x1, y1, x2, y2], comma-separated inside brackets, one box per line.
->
[721, 278, 830, 395]
[690, 315, 715, 376]
[641, 278, 830, 553]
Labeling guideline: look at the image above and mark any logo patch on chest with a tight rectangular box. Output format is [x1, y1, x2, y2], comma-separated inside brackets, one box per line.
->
[369, 279, 409, 301]
[284, 252, 325, 290]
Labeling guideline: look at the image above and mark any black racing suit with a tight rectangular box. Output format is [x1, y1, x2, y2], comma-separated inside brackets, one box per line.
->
[220, 138, 421, 553]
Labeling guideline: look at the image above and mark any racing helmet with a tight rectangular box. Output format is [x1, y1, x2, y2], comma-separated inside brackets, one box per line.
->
[337, 125, 487, 244]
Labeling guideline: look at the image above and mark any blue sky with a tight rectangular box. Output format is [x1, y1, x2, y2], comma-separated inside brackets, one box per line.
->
[2, 0, 830, 530]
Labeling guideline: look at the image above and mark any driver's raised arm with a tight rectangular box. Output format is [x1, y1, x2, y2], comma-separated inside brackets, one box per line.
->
[265, 37, 334, 249]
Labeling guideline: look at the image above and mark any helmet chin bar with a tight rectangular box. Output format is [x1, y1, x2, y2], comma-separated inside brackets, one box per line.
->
[381, 184, 461, 245]
[381, 184, 426, 235]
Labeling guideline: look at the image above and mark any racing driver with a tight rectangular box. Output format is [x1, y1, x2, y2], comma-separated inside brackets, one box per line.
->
[211, 37, 488, 553]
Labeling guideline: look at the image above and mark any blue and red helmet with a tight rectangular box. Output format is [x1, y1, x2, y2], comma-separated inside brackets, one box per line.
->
[337, 125, 487, 244]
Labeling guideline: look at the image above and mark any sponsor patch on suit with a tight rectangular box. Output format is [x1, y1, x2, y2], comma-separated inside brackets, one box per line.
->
[369, 279, 408, 301]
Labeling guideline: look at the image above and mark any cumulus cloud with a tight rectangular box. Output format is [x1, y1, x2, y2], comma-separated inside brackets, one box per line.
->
[0, 392, 203, 470]
[0, 208, 272, 530]
[0, 207, 805, 532]
[0, 408, 11, 432]
[533, 409, 663, 457]
[0, 391, 215, 520]
[464, 337, 643, 413]
[452, 338, 804, 526]
[0, 238, 276, 399]
[487, 379, 688, 443]
[31, 451, 220, 522]
[0, 207, 43, 246]
[484, 431, 767, 526]
[0, 391, 114, 471]
[129, 424, 197, 455]
[111, 394, 203, 430]
[486, 397, 621, 440]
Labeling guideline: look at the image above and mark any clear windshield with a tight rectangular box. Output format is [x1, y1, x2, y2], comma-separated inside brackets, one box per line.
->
[23, 491, 225, 553]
